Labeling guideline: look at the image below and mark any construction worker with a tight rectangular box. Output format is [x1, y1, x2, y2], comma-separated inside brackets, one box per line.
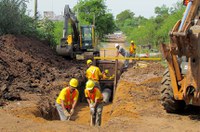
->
[86, 59, 102, 90]
[102, 69, 114, 80]
[115, 43, 130, 69]
[102, 69, 109, 79]
[84, 80, 104, 126]
[129, 40, 136, 64]
[55, 78, 79, 121]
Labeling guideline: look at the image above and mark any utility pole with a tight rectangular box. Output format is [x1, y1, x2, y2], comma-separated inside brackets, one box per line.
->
[34, 0, 38, 19]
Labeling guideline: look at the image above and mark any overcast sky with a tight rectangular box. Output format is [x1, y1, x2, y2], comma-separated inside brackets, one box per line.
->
[27, 0, 181, 18]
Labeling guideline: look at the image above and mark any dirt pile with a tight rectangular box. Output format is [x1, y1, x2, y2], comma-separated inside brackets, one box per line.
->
[0, 35, 86, 103]
[110, 62, 165, 117]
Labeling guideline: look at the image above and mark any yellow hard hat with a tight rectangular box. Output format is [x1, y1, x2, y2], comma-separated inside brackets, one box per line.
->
[105, 69, 109, 74]
[131, 40, 134, 43]
[87, 59, 92, 65]
[69, 78, 78, 88]
[86, 80, 95, 90]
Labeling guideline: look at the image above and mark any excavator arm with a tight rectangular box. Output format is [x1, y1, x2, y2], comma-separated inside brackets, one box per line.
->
[62, 5, 79, 46]
[56, 5, 80, 57]
[56, 5, 99, 59]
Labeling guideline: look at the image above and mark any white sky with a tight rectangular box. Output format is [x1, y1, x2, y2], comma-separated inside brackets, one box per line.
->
[27, 0, 181, 18]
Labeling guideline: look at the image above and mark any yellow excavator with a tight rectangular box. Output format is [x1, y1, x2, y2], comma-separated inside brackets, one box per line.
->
[160, 0, 200, 113]
[56, 5, 100, 59]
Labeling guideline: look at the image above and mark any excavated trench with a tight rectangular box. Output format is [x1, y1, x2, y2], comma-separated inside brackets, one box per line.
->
[0, 34, 126, 125]
[35, 68, 121, 122]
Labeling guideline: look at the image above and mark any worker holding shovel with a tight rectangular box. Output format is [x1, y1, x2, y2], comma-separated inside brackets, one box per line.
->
[84, 80, 104, 126]
[55, 78, 79, 121]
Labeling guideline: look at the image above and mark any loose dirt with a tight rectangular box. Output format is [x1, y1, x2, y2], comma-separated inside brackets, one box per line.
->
[0, 35, 200, 132]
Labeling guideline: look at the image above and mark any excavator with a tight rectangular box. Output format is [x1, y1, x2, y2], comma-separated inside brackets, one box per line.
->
[160, 0, 200, 113]
[56, 5, 100, 60]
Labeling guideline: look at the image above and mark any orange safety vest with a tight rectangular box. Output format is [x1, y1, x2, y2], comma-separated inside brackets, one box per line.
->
[87, 88, 103, 103]
[129, 45, 135, 54]
[65, 87, 77, 109]
[87, 66, 100, 81]
[102, 73, 108, 79]
[91, 68, 96, 80]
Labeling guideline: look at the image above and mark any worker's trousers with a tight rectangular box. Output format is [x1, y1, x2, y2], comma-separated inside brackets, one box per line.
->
[124, 52, 130, 68]
[55, 102, 70, 121]
[90, 103, 103, 126]
[130, 53, 136, 64]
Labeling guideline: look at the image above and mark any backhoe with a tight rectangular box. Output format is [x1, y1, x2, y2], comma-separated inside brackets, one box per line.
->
[160, 0, 200, 113]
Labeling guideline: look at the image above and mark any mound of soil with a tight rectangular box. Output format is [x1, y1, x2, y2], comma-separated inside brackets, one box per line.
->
[0, 34, 86, 104]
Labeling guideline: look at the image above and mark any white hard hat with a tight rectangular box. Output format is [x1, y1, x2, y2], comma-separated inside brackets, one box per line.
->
[115, 43, 119, 48]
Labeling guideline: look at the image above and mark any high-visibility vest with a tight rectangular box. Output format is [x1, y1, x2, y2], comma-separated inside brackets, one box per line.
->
[102, 73, 108, 79]
[65, 87, 77, 109]
[86, 66, 100, 81]
[129, 45, 136, 54]
[90, 68, 96, 80]
[86, 88, 103, 103]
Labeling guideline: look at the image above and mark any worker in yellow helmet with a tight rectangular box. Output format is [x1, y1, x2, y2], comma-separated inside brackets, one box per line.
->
[129, 40, 136, 64]
[102, 69, 109, 79]
[84, 80, 103, 126]
[86, 59, 102, 90]
[102, 69, 114, 80]
[55, 78, 79, 121]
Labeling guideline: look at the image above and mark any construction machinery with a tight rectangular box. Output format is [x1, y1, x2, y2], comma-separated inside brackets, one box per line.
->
[160, 0, 200, 113]
[56, 5, 99, 59]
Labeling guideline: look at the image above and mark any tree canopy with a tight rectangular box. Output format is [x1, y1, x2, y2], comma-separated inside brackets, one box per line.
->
[115, 2, 185, 48]
[74, 0, 116, 38]
[0, 0, 56, 46]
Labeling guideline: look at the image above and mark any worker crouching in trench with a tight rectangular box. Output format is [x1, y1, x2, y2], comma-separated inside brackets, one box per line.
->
[85, 80, 104, 126]
[55, 78, 79, 121]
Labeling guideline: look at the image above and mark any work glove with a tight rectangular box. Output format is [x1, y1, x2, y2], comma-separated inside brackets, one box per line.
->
[90, 107, 95, 115]
[70, 108, 74, 116]
[64, 110, 70, 117]
[89, 103, 95, 108]
[89, 103, 95, 115]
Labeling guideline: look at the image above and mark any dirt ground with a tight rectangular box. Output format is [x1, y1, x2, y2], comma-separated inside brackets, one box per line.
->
[0, 35, 200, 132]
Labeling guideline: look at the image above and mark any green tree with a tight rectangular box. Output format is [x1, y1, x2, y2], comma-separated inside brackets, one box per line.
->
[115, 1, 185, 49]
[0, 0, 56, 46]
[0, 0, 35, 35]
[116, 10, 135, 29]
[74, 0, 116, 38]
[37, 18, 55, 46]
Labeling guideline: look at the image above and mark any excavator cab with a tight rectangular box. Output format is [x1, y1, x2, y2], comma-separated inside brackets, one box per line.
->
[80, 25, 94, 50]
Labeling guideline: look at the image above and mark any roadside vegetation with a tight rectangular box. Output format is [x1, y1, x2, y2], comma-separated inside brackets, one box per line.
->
[0, 0, 185, 50]
[0, 0, 55, 46]
[115, 2, 185, 48]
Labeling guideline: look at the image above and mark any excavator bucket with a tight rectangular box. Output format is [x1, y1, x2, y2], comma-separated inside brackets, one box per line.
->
[56, 38, 73, 58]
